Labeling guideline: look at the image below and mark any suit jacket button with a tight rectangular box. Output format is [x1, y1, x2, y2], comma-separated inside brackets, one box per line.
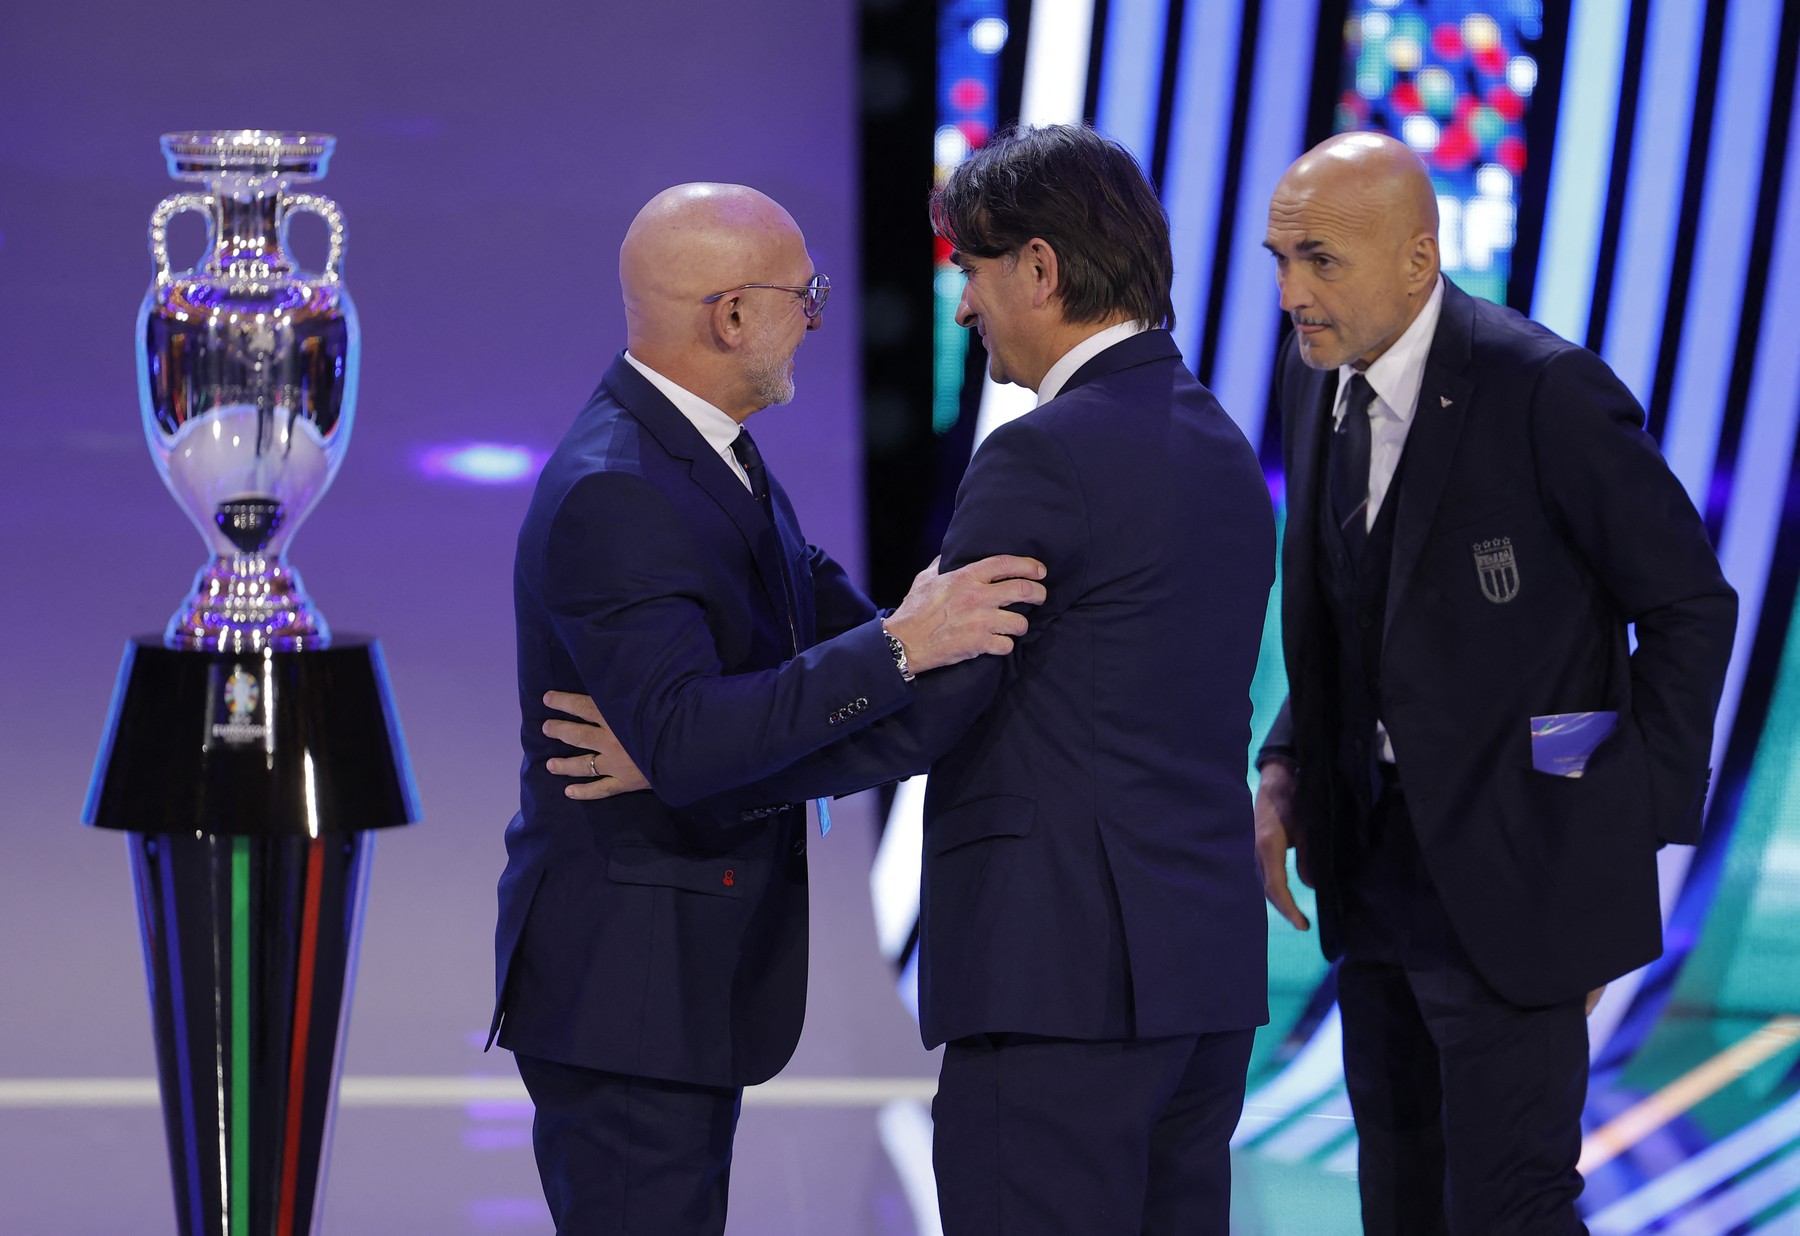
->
[791, 839, 806, 855]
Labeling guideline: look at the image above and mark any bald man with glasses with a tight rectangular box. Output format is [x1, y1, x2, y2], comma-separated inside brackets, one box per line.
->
[493, 182, 1045, 1234]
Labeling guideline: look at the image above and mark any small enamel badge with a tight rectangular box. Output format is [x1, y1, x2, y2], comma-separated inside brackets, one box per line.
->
[1473, 537, 1520, 603]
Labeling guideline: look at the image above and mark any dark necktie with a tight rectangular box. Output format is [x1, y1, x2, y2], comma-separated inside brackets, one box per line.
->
[730, 427, 771, 511]
[1330, 374, 1377, 557]
[730, 427, 833, 835]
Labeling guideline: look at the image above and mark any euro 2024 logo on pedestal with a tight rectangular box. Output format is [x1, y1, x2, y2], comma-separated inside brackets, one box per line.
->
[212, 666, 268, 744]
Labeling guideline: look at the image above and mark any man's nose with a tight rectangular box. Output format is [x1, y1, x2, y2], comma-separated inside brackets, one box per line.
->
[954, 296, 976, 328]
[1276, 273, 1304, 314]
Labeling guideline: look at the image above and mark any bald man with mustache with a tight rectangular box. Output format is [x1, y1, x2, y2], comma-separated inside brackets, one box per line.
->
[492, 183, 1044, 1234]
[1254, 134, 1735, 1233]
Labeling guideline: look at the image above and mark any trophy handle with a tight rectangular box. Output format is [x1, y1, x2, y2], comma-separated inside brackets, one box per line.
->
[148, 193, 216, 286]
[283, 193, 347, 281]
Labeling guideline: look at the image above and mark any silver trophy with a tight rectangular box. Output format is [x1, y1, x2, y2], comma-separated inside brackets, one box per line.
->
[89, 131, 417, 1236]
[139, 129, 358, 650]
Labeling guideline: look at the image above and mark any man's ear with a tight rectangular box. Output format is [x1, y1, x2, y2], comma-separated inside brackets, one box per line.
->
[1024, 237, 1061, 309]
[707, 295, 746, 350]
[1405, 233, 1439, 293]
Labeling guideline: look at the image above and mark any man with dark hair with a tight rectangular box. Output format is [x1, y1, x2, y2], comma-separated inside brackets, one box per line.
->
[1255, 133, 1735, 1234]
[557, 126, 1276, 1235]
[929, 123, 1176, 329]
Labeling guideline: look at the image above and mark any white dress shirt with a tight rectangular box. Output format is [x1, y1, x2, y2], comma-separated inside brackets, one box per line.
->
[1036, 320, 1151, 405]
[1331, 277, 1445, 762]
[1331, 277, 1445, 528]
[624, 350, 753, 492]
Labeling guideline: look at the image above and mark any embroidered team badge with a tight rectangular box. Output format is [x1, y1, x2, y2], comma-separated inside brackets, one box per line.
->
[1473, 537, 1520, 603]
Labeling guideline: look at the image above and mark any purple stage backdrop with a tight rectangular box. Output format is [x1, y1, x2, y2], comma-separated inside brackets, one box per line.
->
[0, 6, 933, 1230]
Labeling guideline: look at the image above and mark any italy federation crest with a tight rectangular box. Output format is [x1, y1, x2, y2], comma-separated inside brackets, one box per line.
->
[1473, 537, 1520, 603]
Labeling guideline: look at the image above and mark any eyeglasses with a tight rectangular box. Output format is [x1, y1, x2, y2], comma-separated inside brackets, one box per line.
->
[702, 273, 831, 319]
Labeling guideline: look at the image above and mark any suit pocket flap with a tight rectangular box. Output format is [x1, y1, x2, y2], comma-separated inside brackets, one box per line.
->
[607, 843, 745, 898]
[927, 794, 1035, 856]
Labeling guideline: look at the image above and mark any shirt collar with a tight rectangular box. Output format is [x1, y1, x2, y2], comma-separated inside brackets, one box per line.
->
[1036, 320, 1150, 406]
[1332, 276, 1445, 428]
[623, 350, 745, 459]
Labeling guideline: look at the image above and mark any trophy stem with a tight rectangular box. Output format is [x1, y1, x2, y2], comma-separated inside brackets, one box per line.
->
[128, 830, 374, 1236]
[168, 553, 327, 652]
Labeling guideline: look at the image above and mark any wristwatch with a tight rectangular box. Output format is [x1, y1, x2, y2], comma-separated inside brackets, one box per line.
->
[881, 623, 915, 682]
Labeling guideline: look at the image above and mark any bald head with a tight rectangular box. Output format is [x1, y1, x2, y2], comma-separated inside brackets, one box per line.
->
[1263, 132, 1442, 371]
[620, 183, 819, 419]
[1278, 132, 1439, 245]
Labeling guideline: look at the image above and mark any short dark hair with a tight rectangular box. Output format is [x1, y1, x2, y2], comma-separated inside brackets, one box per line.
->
[931, 124, 1175, 330]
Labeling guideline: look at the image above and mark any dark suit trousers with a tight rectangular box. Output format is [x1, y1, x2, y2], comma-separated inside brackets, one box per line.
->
[1337, 773, 1589, 1236]
[514, 1052, 742, 1235]
[932, 1028, 1254, 1236]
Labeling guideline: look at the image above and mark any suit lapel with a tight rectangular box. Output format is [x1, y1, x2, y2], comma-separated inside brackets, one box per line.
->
[600, 353, 793, 620]
[1285, 356, 1336, 595]
[1385, 283, 1477, 636]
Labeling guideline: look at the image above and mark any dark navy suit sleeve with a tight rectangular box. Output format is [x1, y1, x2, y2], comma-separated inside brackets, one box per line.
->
[1529, 347, 1736, 844]
[540, 470, 911, 807]
[806, 544, 879, 640]
[1257, 697, 1296, 767]
[709, 414, 1088, 806]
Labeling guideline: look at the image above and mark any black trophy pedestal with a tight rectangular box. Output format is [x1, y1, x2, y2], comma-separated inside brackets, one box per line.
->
[85, 638, 419, 1236]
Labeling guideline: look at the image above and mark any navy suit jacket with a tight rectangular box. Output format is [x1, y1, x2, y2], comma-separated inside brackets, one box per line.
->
[738, 330, 1276, 1048]
[494, 353, 912, 1088]
[1265, 281, 1736, 1007]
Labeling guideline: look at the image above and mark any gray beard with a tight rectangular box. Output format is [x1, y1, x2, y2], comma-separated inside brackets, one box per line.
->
[746, 338, 797, 408]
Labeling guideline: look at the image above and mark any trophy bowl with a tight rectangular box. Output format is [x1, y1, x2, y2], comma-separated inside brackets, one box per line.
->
[138, 129, 359, 651]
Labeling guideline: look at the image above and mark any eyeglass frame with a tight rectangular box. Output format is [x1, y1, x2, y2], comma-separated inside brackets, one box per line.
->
[701, 273, 830, 319]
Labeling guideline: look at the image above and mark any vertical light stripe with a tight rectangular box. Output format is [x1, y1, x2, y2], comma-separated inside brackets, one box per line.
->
[1598, 0, 1707, 406]
[312, 835, 373, 1218]
[897, 942, 922, 1023]
[1587, 1087, 1800, 1233]
[972, 0, 1097, 446]
[1530, 0, 1630, 342]
[211, 841, 231, 1233]
[877, 1100, 944, 1236]
[1588, 1, 1787, 1061]
[1163, 0, 1247, 369]
[1208, 0, 1319, 444]
[1094, 0, 1171, 168]
[972, 373, 1037, 445]
[1658, 0, 1783, 507]
[230, 838, 251, 1235]
[1018, 0, 1096, 126]
[1708, 62, 1800, 785]
[276, 838, 326, 1236]
[302, 749, 319, 839]
[152, 840, 206, 1235]
[871, 773, 927, 959]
